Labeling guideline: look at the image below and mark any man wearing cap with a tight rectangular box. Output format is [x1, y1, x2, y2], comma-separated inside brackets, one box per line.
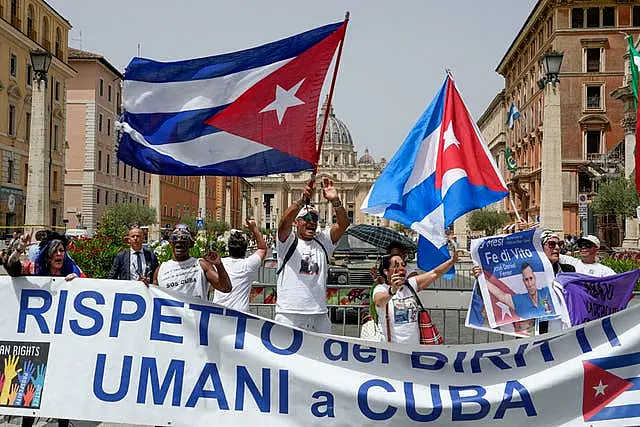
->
[275, 177, 349, 333]
[154, 225, 231, 299]
[213, 219, 267, 311]
[560, 235, 615, 277]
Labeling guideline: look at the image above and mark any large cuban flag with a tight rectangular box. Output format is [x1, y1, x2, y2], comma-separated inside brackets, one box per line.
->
[361, 75, 508, 274]
[117, 21, 346, 176]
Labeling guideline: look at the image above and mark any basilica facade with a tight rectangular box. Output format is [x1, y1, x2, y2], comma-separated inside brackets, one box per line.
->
[246, 100, 388, 232]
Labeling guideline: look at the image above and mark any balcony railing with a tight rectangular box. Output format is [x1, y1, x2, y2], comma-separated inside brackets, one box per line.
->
[586, 96, 601, 109]
[513, 166, 533, 177]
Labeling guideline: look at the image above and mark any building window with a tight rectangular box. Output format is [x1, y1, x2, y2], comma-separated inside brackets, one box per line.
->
[53, 124, 59, 150]
[115, 193, 119, 203]
[634, 6, 640, 27]
[116, 90, 121, 115]
[55, 81, 60, 101]
[586, 131, 601, 156]
[96, 189, 101, 204]
[143, 172, 146, 186]
[108, 85, 112, 102]
[572, 8, 584, 28]
[107, 119, 111, 136]
[602, 7, 614, 27]
[129, 196, 132, 203]
[98, 150, 102, 171]
[137, 170, 140, 184]
[123, 165, 126, 179]
[106, 154, 110, 174]
[163, 205, 167, 216]
[130, 166, 133, 181]
[116, 160, 120, 177]
[9, 104, 16, 136]
[52, 170, 57, 192]
[99, 79, 104, 96]
[10, 53, 17, 78]
[586, 7, 599, 28]
[25, 113, 31, 142]
[7, 159, 14, 183]
[586, 48, 600, 72]
[26, 63, 32, 87]
[24, 163, 28, 186]
[99, 114, 103, 132]
[170, 207, 173, 217]
[586, 85, 602, 109]
[105, 191, 109, 205]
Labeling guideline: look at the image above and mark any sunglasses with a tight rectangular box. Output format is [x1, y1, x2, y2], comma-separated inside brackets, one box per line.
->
[579, 243, 596, 249]
[299, 213, 319, 222]
[169, 233, 192, 242]
[545, 240, 564, 249]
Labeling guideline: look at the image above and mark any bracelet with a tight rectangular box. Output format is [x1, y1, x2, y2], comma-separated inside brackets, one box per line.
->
[331, 199, 343, 208]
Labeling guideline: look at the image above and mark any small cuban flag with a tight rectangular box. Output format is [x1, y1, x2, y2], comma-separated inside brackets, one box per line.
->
[506, 102, 521, 129]
[505, 147, 518, 172]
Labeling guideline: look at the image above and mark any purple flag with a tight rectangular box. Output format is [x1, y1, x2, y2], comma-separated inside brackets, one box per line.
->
[555, 269, 640, 326]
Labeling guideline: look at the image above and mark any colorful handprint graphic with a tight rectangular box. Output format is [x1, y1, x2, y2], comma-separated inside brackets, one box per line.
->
[23, 383, 35, 407]
[0, 355, 21, 405]
[14, 359, 35, 406]
[31, 363, 46, 408]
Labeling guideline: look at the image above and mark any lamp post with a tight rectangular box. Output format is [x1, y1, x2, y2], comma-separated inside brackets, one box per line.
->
[25, 50, 53, 228]
[225, 177, 232, 228]
[537, 51, 564, 236]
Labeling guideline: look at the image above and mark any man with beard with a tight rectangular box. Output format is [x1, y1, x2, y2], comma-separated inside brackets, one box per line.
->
[154, 225, 231, 299]
[274, 177, 349, 333]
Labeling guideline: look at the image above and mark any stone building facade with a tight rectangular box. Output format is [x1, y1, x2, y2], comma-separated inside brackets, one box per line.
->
[0, 0, 73, 231]
[65, 48, 149, 232]
[247, 100, 387, 232]
[488, 1, 639, 245]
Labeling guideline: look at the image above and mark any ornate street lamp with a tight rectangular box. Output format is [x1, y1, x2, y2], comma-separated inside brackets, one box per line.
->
[29, 50, 52, 88]
[537, 51, 564, 88]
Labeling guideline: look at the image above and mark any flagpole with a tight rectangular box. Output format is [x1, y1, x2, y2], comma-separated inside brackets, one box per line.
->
[312, 11, 350, 181]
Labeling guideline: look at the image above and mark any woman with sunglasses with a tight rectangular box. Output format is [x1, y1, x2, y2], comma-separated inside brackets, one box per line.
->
[373, 251, 457, 344]
[6, 230, 82, 427]
[154, 225, 231, 299]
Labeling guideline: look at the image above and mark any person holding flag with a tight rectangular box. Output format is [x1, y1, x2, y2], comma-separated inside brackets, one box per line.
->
[361, 73, 508, 277]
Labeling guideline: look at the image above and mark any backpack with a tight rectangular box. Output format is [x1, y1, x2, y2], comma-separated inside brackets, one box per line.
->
[276, 235, 329, 275]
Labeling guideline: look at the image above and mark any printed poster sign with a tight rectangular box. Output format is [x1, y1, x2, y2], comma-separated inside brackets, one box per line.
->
[471, 229, 558, 328]
[0, 341, 49, 409]
[0, 276, 639, 426]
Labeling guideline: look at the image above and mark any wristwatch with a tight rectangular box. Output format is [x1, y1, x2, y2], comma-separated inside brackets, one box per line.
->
[388, 287, 396, 296]
[331, 199, 343, 208]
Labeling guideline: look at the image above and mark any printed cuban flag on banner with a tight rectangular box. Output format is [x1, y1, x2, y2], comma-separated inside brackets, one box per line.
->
[361, 74, 508, 275]
[506, 102, 520, 129]
[116, 21, 346, 176]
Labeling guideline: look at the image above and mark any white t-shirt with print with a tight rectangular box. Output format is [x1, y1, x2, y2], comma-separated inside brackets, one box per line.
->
[213, 253, 262, 311]
[560, 255, 615, 277]
[157, 257, 209, 299]
[275, 230, 336, 315]
[373, 277, 421, 345]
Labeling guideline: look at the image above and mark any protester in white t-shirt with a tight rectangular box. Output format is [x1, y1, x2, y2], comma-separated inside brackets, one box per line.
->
[373, 252, 457, 345]
[213, 219, 267, 311]
[274, 178, 349, 333]
[155, 225, 231, 299]
[560, 234, 615, 277]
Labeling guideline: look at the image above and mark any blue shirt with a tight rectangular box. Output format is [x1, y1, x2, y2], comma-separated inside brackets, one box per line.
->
[512, 287, 554, 318]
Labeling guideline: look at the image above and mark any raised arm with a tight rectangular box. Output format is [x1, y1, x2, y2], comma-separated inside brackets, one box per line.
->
[321, 177, 349, 244]
[414, 251, 458, 291]
[200, 251, 231, 293]
[278, 180, 314, 243]
[247, 219, 267, 261]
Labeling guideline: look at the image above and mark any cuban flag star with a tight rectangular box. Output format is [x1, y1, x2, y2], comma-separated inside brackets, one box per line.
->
[117, 21, 346, 176]
[361, 74, 508, 276]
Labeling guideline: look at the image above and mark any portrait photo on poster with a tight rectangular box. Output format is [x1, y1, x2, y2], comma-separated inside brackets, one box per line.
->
[470, 228, 558, 328]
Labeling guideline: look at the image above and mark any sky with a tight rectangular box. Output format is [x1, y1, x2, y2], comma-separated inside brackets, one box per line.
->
[49, 0, 538, 161]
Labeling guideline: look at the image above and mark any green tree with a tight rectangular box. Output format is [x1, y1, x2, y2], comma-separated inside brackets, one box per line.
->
[97, 203, 157, 239]
[590, 178, 639, 218]
[468, 208, 511, 236]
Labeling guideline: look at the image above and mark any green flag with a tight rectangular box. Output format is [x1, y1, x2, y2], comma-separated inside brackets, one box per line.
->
[628, 35, 640, 107]
[505, 147, 518, 172]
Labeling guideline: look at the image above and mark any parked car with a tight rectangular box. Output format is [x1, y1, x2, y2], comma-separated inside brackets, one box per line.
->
[65, 228, 92, 239]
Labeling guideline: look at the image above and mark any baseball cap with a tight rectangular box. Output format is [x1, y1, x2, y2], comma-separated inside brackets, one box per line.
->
[577, 235, 600, 248]
[296, 205, 319, 219]
[540, 229, 559, 245]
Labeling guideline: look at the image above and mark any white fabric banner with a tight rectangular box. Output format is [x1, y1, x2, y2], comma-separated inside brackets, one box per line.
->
[0, 276, 639, 426]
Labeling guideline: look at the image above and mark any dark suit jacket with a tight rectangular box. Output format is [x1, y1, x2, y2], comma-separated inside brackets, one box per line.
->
[107, 247, 159, 280]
